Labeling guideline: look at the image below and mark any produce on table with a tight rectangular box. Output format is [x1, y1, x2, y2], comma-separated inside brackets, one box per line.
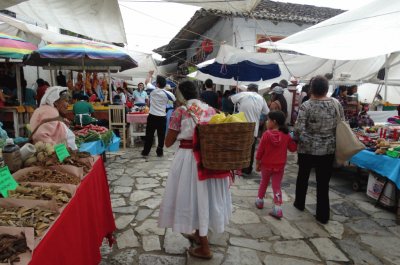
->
[17, 169, 80, 185]
[0, 232, 29, 264]
[74, 124, 113, 147]
[26, 149, 92, 173]
[24, 141, 54, 166]
[8, 184, 72, 206]
[0, 207, 58, 236]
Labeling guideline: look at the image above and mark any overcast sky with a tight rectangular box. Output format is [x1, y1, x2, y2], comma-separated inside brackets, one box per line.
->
[119, 0, 375, 56]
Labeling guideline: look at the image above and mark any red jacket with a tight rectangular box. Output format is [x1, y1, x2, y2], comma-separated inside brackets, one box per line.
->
[256, 130, 297, 170]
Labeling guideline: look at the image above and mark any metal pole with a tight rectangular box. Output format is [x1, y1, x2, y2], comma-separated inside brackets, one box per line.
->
[108, 67, 113, 104]
[50, 69, 54, 86]
[384, 54, 389, 101]
[15, 64, 22, 106]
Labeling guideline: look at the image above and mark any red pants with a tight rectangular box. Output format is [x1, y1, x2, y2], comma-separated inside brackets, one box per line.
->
[257, 167, 284, 205]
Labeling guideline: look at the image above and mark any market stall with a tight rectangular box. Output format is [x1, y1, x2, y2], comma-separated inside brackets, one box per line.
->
[0, 140, 116, 264]
[28, 157, 115, 265]
[349, 122, 400, 224]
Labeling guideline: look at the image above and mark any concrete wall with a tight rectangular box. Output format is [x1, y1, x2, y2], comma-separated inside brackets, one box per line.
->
[186, 17, 234, 62]
[232, 17, 313, 52]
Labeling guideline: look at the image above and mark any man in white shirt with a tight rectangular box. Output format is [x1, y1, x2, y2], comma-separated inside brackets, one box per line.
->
[141, 75, 176, 157]
[230, 83, 269, 175]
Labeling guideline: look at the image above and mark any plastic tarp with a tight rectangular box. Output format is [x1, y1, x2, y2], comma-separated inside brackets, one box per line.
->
[7, 0, 127, 44]
[163, 0, 261, 13]
[256, 0, 400, 60]
[112, 51, 158, 80]
[0, 14, 85, 45]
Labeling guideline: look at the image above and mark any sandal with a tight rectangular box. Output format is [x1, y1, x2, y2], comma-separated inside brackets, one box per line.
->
[188, 247, 213, 260]
[182, 233, 201, 244]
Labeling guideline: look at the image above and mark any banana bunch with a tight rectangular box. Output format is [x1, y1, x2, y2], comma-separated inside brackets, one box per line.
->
[24, 142, 55, 167]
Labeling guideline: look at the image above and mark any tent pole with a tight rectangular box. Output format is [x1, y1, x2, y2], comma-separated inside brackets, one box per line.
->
[16, 64, 22, 106]
[384, 54, 389, 102]
[50, 69, 54, 86]
[108, 67, 113, 104]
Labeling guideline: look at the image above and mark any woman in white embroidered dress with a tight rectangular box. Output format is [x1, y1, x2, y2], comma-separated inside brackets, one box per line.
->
[158, 81, 232, 260]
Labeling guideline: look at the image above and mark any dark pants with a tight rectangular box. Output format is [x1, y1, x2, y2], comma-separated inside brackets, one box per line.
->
[142, 114, 166, 155]
[294, 153, 335, 223]
[242, 137, 257, 174]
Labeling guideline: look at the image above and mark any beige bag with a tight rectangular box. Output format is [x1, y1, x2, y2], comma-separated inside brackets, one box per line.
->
[333, 100, 365, 164]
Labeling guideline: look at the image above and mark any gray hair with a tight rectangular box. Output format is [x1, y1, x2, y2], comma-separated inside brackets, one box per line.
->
[247, 83, 258, 92]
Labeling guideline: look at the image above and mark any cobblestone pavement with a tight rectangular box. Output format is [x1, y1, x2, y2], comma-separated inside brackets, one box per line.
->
[100, 145, 400, 265]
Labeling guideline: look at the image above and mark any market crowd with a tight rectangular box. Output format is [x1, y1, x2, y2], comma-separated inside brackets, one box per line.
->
[1, 67, 386, 261]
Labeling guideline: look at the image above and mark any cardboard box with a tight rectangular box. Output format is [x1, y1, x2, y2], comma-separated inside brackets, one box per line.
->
[366, 172, 396, 207]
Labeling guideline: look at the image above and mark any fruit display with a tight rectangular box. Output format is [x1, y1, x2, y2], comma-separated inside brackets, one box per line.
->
[74, 124, 113, 147]
[209, 112, 247, 124]
[130, 105, 149, 114]
[0, 232, 29, 264]
[0, 207, 58, 236]
[17, 169, 81, 185]
[8, 184, 73, 206]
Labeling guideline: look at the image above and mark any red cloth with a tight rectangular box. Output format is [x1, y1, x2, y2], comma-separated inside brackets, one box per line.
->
[29, 158, 116, 265]
[193, 126, 231, 181]
[256, 130, 297, 170]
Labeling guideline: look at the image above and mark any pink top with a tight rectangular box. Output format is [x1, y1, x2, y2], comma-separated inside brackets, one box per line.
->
[30, 105, 66, 145]
[256, 130, 297, 170]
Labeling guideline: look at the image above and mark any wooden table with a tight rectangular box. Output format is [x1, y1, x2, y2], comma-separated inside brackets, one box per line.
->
[0, 106, 26, 137]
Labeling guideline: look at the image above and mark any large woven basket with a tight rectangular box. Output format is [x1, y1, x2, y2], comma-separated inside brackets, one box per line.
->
[198, 122, 256, 170]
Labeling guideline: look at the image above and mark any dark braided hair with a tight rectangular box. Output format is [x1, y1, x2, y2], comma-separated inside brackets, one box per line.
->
[268, 110, 288, 134]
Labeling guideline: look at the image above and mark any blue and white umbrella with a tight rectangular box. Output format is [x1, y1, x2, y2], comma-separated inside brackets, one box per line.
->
[189, 44, 282, 86]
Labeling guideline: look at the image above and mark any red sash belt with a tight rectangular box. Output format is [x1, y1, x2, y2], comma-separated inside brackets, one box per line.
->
[179, 139, 193, 149]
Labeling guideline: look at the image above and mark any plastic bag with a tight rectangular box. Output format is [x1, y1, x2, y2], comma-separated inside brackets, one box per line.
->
[0, 122, 9, 139]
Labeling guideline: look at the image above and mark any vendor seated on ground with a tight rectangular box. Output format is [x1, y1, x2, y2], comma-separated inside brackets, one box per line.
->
[30, 86, 77, 150]
[73, 94, 97, 127]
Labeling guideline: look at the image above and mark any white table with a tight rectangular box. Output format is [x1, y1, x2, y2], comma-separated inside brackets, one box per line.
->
[126, 113, 157, 147]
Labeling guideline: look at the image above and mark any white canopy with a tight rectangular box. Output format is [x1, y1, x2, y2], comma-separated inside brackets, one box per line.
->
[256, 0, 400, 60]
[0, 14, 85, 45]
[0, 0, 26, 9]
[163, 0, 260, 13]
[7, 0, 127, 44]
[112, 51, 158, 80]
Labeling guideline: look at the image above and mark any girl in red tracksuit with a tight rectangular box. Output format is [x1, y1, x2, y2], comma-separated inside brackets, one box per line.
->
[255, 110, 297, 219]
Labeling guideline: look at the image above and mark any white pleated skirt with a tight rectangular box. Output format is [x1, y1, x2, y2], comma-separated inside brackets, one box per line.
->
[158, 148, 232, 237]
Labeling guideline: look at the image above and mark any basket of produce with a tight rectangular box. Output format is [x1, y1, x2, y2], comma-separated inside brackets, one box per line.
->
[197, 122, 255, 170]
